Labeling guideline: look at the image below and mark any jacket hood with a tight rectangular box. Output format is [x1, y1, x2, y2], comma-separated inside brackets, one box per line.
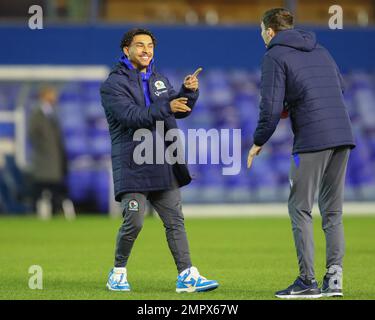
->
[267, 29, 317, 52]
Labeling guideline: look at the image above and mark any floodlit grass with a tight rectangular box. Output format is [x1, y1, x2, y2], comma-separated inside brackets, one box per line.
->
[0, 214, 374, 300]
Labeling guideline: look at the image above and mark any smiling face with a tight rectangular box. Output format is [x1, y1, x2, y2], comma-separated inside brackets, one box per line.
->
[123, 34, 154, 72]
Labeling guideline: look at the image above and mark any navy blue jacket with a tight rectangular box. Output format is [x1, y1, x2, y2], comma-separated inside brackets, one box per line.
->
[253, 29, 355, 153]
[100, 62, 198, 201]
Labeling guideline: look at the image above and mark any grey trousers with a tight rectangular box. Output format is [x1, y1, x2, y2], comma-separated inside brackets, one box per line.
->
[288, 147, 350, 280]
[114, 187, 192, 274]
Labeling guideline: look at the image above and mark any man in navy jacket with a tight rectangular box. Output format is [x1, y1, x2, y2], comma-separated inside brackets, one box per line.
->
[247, 9, 355, 298]
[100, 28, 218, 293]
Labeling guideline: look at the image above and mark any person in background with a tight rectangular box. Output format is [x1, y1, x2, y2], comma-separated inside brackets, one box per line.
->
[28, 86, 76, 220]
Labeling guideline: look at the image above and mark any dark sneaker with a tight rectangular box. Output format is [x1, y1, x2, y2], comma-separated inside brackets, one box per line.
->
[275, 277, 322, 299]
[321, 265, 343, 297]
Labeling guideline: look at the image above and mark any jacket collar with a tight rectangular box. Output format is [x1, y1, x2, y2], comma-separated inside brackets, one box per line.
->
[119, 55, 154, 81]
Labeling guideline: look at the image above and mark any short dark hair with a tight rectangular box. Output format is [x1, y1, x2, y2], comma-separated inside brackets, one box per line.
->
[120, 28, 157, 50]
[262, 8, 294, 32]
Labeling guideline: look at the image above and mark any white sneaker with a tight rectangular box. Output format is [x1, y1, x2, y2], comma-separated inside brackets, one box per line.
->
[176, 266, 219, 293]
[62, 199, 76, 220]
[106, 267, 131, 291]
[321, 265, 343, 297]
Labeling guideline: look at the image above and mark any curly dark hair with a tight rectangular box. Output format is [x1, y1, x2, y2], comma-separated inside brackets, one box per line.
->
[120, 28, 157, 50]
[262, 8, 294, 32]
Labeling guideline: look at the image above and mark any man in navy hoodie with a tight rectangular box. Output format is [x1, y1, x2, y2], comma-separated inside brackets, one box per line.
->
[247, 8, 355, 298]
[100, 28, 218, 293]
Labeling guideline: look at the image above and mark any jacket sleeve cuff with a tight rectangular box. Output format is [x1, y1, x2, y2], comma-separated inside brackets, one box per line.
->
[181, 85, 199, 98]
[156, 102, 173, 118]
[253, 136, 265, 147]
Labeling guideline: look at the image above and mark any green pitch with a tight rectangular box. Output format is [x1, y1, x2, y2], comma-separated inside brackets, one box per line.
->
[0, 214, 374, 300]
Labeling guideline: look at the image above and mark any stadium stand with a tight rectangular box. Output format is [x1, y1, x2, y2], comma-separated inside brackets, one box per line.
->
[1, 69, 374, 212]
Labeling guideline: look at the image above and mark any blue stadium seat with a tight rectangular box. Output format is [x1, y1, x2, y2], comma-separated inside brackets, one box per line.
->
[0, 123, 15, 138]
[67, 168, 94, 202]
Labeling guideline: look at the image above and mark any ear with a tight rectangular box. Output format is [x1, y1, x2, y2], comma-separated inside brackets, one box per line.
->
[267, 28, 275, 38]
[123, 47, 129, 57]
